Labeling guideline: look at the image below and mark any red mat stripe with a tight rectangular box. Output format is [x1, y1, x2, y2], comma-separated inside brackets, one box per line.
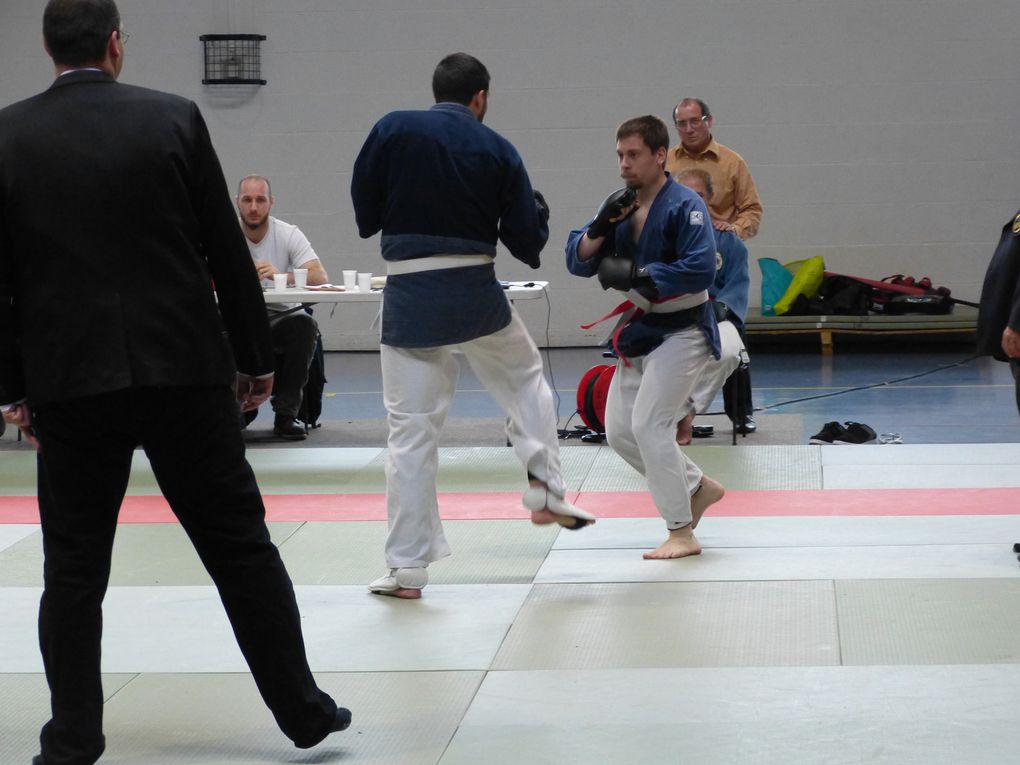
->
[2, 488, 1019, 524]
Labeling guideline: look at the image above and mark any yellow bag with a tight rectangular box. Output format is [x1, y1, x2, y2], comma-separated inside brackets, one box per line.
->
[773, 256, 825, 315]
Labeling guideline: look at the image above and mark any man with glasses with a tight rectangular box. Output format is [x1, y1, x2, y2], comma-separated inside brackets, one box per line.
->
[0, 2, 350, 761]
[667, 98, 762, 433]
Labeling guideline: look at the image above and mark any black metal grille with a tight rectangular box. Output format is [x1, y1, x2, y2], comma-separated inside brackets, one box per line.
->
[199, 34, 267, 85]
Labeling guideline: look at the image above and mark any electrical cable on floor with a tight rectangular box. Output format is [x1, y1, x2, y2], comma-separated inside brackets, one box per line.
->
[701, 353, 984, 416]
[539, 285, 563, 427]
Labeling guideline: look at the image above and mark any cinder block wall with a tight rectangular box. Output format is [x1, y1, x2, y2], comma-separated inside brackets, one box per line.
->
[4, 0, 1018, 349]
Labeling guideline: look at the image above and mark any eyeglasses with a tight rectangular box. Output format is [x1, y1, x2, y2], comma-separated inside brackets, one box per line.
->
[675, 116, 708, 130]
[118, 28, 130, 44]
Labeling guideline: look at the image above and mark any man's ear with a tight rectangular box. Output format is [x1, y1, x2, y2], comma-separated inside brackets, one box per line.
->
[106, 29, 123, 71]
[108, 29, 120, 57]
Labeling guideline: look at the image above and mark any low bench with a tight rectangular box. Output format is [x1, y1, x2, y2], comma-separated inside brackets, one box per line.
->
[744, 305, 978, 354]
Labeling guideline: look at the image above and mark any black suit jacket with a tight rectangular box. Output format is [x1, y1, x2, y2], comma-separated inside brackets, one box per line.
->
[0, 70, 272, 405]
[977, 208, 1020, 361]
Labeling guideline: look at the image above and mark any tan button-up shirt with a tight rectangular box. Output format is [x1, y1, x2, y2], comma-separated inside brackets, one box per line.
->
[666, 138, 763, 240]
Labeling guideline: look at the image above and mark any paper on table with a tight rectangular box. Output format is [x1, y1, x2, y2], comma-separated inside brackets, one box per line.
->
[302, 284, 345, 291]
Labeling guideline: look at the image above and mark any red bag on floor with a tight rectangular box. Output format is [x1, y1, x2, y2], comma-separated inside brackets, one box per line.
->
[871, 274, 952, 314]
[576, 364, 615, 434]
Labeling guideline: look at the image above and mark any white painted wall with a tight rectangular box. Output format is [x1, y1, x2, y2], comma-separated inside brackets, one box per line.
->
[4, 0, 1019, 349]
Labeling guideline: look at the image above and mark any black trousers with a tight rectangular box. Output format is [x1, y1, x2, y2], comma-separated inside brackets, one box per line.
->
[268, 311, 319, 419]
[1012, 360, 1020, 416]
[31, 385, 337, 764]
[722, 323, 754, 422]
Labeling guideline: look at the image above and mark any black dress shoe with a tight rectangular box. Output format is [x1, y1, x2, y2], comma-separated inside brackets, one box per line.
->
[273, 415, 307, 441]
[239, 407, 258, 429]
[739, 415, 756, 434]
[331, 707, 352, 733]
[294, 707, 352, 749]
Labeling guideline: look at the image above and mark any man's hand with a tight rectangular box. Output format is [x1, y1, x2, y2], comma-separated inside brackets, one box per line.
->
[236, 373, 274, 412]
[596, 258, 657, 295]
[533, 189, 550, 221]
[713, 220, 738, 234]
[1003, 326, 1020, 359]
[3, 403, 40, 451]
[254, 260, 278, 281]
[587, 188, 638, 240]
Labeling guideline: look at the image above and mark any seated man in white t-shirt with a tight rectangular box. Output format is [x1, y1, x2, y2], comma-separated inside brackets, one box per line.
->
[236, 175, 329, 440]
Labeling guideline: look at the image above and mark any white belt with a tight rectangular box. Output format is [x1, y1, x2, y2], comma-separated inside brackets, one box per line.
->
[386, 254, 494, 276]
[627, 289, 709, 314]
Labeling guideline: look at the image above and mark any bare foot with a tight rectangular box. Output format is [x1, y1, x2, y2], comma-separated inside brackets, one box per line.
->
[691, 476, 725, 530]
[525, 482, 596, 530]
[372, 587, 422, 600]
[643, 525, 701, 559]
[676, 411, 694, 446]
[368, 568, 426, 599]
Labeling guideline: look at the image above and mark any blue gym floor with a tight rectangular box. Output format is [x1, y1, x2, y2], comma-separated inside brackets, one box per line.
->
[295, 342, 1020, 445]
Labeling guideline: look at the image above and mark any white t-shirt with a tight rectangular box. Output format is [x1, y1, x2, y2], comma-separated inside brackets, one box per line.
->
[244, 216, 318, 311]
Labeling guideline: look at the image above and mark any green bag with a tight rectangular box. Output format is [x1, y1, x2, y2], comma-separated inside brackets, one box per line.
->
[773, 256, 826, 315]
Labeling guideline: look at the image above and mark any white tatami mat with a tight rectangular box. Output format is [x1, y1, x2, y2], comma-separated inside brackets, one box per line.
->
[552, 515, 1020, 549]
[535, 539, 1018, 584]
[0, 524, 38, 552]
[5, 442, 1020, 764]
[820, 443, 1020, 489]
[439, 665, 1020, 765]
[0, 584, 532, 674]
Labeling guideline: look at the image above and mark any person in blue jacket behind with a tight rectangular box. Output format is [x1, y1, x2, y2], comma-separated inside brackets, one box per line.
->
[673, 168, 750, 444]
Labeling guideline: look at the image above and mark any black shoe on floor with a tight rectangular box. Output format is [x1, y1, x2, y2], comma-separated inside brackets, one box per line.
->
[809, 421, 846, 444]
[239, 408, 258, 429]
[294, 707, 352, 749]
[738, 415, 756, 434]
[692, 425, 714, 438]
[331, 707, 352, 733]
[836, 421, 877, 444]
[273, 415, 307, 441]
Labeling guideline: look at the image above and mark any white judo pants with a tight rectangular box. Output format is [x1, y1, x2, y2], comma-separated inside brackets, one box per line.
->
[380, 307, 565, 569]
[605, 327, 713, 529]
[685, 319, 744, 416]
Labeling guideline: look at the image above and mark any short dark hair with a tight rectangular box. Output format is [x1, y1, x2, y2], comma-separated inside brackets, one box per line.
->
[616, 115, 670, 154]
[673, 98, 711, 123]
[432, 53, 490, 105]
[44, 0, 121, 67]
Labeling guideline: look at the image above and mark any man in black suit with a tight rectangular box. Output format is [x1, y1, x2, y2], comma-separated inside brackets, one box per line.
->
[977, 208, 1020, 415]
[0, 2, 350, 762]
[977, 208, 1020, 561]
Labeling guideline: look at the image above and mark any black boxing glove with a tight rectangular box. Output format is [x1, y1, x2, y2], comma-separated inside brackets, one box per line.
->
[586, 187, 637, 240]
[597, 257, 658, 295]
[533, 189, 550, 223]
[633, 265, 657, 295]
[597, 255, 636, 291]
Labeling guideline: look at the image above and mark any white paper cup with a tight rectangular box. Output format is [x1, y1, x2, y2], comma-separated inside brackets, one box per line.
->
[273, 273, 288, 291]
[342, 270, 357, 290]
[357, 272, 373, 292]
[293, 268, 308, 290]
